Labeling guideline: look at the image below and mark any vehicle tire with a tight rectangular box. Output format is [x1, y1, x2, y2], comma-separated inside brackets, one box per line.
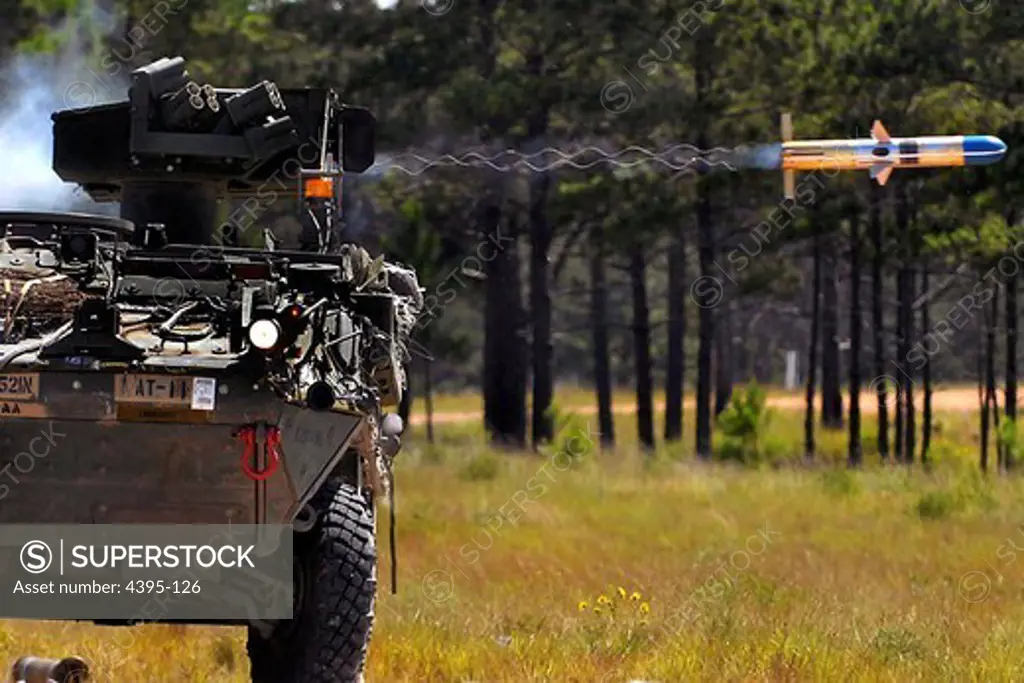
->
[247, 479, 376, 683]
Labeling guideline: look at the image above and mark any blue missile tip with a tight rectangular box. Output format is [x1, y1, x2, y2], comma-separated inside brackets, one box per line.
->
[963, 135, 1007, 165]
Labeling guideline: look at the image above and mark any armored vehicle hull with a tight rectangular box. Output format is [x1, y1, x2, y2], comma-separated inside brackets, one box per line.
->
[0, 367, 368, 526]
[0, 56, 416, 683]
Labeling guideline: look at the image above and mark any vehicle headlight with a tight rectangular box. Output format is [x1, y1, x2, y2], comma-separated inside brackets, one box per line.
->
[248, 319, 281, 350]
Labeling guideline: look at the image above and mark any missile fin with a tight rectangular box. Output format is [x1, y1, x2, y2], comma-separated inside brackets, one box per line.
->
[872, 165, 893, 186]
[871, 120, 891, 142]
[781, 112, 793, 142]
[783, 169, 795, 199]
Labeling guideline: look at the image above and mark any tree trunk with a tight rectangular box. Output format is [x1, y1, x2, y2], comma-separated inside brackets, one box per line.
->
[893, 189, 908, 464]
[528, 168, 554, 447]
[903, 266, 915, 466]
[848, 218, 862, 467]
[762, 336, 777, 385]
[894, 269, 904, 463]
[905, 190, 922, 465]
[665, 223, 686, 441]
[693, 32, 714, 461]
[870, 183, 889, 462]
[483, 208, 527, 448]
[424, 358, 435, 444]
[1006, 209, 1018, 470]
[479, 0, 526, 448]
[714, 304, 733, 416]
[589, 231, 615, 447]
[989, 289, 1000, 470]
[976, 319, 988, 473]
[695, 176, 714, 460]
[804, 220, 821, 460]
[921, 268, 932, 467]
[821, 249, 843, 428]
[629, 243, 655, 450]
[737, 313, 752, 382]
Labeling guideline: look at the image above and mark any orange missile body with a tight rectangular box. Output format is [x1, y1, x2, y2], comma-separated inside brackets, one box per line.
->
[778, 114, 1006, 198]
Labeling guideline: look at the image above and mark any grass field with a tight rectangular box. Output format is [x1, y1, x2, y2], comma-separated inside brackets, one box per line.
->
[3, 389, 1024, 682]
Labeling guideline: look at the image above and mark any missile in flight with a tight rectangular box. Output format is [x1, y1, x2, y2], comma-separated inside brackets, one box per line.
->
[778, 113, 1007, 198]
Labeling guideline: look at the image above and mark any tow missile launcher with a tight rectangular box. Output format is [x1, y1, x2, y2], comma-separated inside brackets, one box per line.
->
[0, 57, 422, 683]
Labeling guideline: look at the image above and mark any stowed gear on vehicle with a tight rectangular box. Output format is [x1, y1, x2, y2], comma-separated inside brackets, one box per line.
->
[0, 57, 421, 682]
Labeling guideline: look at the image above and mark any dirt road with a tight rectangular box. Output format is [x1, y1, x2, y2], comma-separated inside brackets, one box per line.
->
[409, 386, 985, 426]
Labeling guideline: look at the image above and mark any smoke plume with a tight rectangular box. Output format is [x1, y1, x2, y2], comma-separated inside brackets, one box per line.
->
[0, 20, 127, 213]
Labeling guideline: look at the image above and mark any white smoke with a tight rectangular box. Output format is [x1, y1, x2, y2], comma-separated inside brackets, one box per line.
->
[0, 19, 127, 213]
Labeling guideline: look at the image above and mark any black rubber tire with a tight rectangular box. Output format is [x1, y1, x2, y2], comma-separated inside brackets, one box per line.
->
[247, 480, 376, 683]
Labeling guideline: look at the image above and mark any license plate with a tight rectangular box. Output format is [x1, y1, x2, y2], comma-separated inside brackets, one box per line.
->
[114, 374, 193, 405]
[0, 373, 39, 401]
[113, 374, 218, 411]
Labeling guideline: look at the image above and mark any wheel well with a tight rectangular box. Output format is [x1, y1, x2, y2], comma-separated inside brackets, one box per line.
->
[331, 447, 361, 488]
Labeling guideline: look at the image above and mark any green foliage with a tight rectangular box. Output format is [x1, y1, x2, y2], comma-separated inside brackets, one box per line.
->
[998, 419, 1020, 466]
[715, 382, 773, 465]
[871, 627, 926, 663]
[544, 404, 597, 463]
[458, 452, 502, 482]
[821, 469, 861, 497]
[16, 27, 66, 53]
[915, 470, 998, 520]
[915, 489, 962, 520]
[420, 443, 446, 466]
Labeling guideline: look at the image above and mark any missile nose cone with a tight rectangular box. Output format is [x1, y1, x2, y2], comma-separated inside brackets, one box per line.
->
[963, 135, 1007, 165]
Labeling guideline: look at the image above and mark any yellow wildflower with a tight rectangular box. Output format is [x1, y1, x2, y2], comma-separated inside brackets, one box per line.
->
[617, 586, 627, 599]
[630, 591, 642, 602]
[577, 601, 588, 612]
[640, 602, 650, 614]
[593, 607, 602, 615]
[597, 595, 611, 606]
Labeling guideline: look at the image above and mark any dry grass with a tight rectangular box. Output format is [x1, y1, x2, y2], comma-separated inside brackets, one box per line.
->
[417, 383, 987, 422]
[2, 391, 1022, 682]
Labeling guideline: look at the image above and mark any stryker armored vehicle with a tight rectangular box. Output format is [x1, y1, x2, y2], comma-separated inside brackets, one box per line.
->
[0, 57, 422, 682]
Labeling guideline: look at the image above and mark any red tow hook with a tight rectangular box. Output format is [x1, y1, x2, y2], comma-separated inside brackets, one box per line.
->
[236, 424, 282, 481]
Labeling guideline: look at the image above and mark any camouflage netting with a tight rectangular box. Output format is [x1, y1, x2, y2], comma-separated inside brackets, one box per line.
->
[0, 268, 95, 334]
[383, 262, 423, 364]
